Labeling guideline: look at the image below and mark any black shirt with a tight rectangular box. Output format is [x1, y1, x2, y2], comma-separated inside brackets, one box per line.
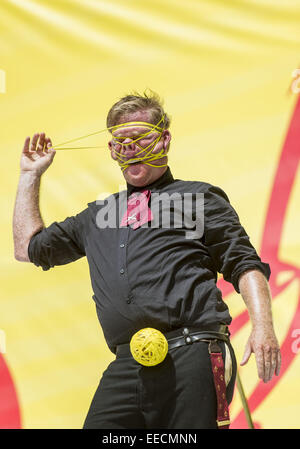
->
[28, 167, 270, 353]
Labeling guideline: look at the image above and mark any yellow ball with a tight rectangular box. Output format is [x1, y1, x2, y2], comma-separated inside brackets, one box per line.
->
[130, 328, 168, 366]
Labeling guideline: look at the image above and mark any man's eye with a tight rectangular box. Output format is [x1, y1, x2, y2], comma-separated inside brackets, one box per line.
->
[138, 134, 152, 140]
[113, 133, 152, 144]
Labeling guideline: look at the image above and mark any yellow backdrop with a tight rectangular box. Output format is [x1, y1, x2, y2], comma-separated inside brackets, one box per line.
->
[1, 0, 300, 429]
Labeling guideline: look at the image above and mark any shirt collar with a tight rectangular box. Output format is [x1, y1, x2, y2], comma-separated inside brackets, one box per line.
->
[126, 166, 175, 195]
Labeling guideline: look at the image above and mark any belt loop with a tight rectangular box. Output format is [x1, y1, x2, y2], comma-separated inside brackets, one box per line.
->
[182, 327, 193, 345]
[208, 339, 222, 354]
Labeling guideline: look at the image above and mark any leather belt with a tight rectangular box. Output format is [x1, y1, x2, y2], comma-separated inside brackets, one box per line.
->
[116, 324, 230, 358]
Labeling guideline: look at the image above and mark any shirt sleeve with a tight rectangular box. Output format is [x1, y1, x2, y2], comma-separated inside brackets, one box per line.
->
[203, 184, 271, 293]
[28, 208, 89, 271]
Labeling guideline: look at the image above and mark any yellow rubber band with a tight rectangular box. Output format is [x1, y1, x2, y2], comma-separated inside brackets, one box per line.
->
[53, 116, 165, 149]
[52, 115, 168, 169]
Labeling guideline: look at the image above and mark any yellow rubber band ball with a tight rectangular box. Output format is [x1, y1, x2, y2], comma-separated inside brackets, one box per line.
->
[130, 328, 168, 366]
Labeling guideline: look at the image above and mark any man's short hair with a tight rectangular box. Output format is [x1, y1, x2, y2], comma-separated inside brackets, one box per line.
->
[106, 90, 171, 132]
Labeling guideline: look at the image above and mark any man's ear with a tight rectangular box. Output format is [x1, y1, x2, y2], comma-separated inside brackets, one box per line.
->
[162, 130, 171, 153]
[108, 140, 118, 161]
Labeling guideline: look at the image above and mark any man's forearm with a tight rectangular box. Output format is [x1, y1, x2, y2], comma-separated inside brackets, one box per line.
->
[238, 269, 274, 329]
[238, 269, 281, 382]
[13, 172, 44, 261]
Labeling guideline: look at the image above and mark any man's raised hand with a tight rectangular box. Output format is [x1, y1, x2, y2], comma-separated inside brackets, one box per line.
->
[20, 133, 56, 176]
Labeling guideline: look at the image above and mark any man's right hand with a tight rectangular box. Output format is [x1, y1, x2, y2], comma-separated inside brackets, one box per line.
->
[20, 132, 56, 176]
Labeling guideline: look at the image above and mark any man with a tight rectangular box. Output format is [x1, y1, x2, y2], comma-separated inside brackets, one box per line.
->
[13, 91, 281, 429]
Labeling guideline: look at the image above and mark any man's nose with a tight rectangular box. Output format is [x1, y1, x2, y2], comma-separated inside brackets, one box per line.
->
[121, 138, 136, 152]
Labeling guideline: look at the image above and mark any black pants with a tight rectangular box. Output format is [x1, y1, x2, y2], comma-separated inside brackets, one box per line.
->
[83, 340, 237, 429]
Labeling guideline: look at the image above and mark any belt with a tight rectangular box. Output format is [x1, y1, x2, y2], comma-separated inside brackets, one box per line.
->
[116, 324, 230, 358]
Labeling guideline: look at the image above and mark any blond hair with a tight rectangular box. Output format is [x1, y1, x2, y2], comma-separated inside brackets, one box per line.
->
[106, 90, 171, 132]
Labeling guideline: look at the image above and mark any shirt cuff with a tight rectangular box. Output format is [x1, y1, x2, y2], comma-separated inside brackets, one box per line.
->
[28, 232, 52, 271]
[231, 262, 271, 293]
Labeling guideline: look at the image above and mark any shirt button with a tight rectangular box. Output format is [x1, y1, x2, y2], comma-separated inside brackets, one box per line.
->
[120, 268, 125, 274]
[120, 243, 125, 248]
[127, 295, 133, 304]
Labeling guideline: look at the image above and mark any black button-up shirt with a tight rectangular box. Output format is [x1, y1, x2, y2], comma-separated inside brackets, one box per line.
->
[28, 167, 270, 353]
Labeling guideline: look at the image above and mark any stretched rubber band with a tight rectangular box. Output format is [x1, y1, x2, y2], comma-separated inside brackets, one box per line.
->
[52, 115, 168, 169]
[53, 116, 165, 149]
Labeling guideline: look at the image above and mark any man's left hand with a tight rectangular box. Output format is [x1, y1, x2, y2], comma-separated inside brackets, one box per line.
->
[240, 326, 281, 383]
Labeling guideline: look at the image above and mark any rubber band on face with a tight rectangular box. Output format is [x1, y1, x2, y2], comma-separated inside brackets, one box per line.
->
[111, 116, 169, 171]
[51, 115, 169, 170]
[112, 135, 167, 171]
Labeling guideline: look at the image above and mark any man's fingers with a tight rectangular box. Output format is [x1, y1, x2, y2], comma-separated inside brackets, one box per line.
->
[45, 137, 53, 153]
[275, 350, 282, 376]
[45, 138, 56, 161]
[36, 132, 46, 153]
[255, 347, 265, 381]
[22, 137, 30, 154]
[22, 136, 36, 162]
[240, 341, 252, 366]
[269, 348, 278, 381]
[263, 346, 272, 382]
[30, 133, 39, 152]
[259, 346, 281, 383]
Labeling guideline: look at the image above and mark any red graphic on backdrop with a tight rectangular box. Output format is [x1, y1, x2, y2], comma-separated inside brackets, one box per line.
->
[218, 96, 300, 428]
[0, 97, 299, 429]
[0, 355, 21, 428]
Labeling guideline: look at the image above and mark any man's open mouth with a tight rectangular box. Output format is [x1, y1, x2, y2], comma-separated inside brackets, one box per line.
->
[127, 158, 142, 165]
